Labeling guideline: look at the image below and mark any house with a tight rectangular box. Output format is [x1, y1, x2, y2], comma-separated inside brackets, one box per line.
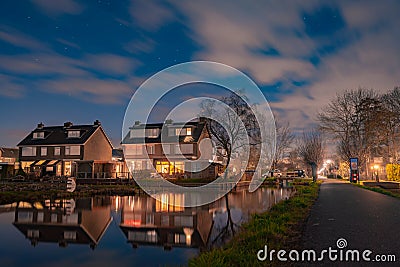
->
[17, 120, 113, 178]
[121, 118, 220, 179]
[119, 194, 213, 249]
[13, 197, 112, 249]
[0, 147, 19, 178]
[0, 147, 18, 163]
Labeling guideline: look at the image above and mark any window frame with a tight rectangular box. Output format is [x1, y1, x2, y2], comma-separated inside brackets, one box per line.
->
[22, 147, 36, 156]
[40, 147, 47, 156]
[67, 130, 80, 138]
[65, 145, 80, 156]
[33, 132, 44, 139]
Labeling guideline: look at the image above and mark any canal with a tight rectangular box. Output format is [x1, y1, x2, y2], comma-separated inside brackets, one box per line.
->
[0, 187, 293, 266]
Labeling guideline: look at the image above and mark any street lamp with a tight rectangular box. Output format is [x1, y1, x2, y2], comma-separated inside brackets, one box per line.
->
[373, 164, 380, 182]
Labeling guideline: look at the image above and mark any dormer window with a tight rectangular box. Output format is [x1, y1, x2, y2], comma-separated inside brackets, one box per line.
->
[175, 127, 192, 136]
[33, 132, 44, 139]
[146, 128, 159, 138]
[67, 130, 80, 138]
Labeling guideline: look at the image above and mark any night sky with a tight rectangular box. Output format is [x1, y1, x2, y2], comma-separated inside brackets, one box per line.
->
[0, 0, 399, 147]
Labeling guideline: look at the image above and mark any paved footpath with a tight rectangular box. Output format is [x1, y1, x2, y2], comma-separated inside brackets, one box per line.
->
[301, 179, 400, 266]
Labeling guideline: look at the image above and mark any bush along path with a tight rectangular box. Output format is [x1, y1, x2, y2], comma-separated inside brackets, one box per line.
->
[189, 181, 320, 266]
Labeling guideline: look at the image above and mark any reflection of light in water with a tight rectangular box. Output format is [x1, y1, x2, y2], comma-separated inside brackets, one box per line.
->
[114, 196, 121, 212]
[183, 228, 194, 246]
[156, 193, 184, 212]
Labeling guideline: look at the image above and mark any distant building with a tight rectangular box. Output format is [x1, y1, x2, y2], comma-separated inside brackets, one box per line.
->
[17, 120, 113, 178]
[0, 147, 19, 178]
[112, 148, 130, 178]
[121, 119, 220, 179]
[0, 147, 18, 163]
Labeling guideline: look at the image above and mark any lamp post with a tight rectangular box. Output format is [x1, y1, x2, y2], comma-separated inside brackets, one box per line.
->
[373, 164, 379, 182]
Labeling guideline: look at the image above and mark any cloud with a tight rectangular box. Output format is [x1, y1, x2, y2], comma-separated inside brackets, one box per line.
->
[0, 26, 47, 51]
[272, 1, 400, 128]
[123, 37, 156, 54]
[83, 54, 138, 76]
[56, 38, 81, 50]
[0, 74, 26, 98]
[152, 0, 400, 131]
[31, 0, 84, 16]
[129, 0, 175, 30]
[0, 54, 86, 76]
[39, 77, 134, 104]
[0, 50, 138, 104]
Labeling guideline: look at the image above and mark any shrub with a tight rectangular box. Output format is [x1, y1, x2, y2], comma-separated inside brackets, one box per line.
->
[386, 164, 400, 181]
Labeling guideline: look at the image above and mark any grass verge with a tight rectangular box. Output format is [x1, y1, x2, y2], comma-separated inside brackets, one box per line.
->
[355, 183, 400, 199]
[189, 181, 320, 266]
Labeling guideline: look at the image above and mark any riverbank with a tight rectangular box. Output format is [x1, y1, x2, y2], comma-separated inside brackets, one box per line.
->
[189, 180, 320, 266]
[0, 182, 140, 204]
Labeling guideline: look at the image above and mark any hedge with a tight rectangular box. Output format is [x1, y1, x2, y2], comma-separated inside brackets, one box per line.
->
[386, 164, 400, 181]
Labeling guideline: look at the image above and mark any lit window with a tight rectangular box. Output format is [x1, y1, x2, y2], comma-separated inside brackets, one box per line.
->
[174, 234, 186, 244]
[175, 128, 182, 135]
[175, 128, 192, 136]
[67, 130, 80, 138]
[33, 132, 44, 139]
[22, 147, 36, 156]
[64, 231, 77, 240]
[54, 147, 61, 156]
[65, 146, 80, 155]
[41, 147, 47, 156]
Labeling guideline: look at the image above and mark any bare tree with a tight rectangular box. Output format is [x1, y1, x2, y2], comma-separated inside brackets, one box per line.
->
[381, 87, 400, 163]
[199, 90, 257, 178]
[273, 120, 295, 170]
[297, 129, 324, 182]
[318, 88, 385, 178]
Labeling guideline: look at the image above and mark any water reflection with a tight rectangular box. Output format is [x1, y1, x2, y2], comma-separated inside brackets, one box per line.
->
[117, 187, 293, 251]
[12, 197, 112, 249]
[1, 187, 293, 266]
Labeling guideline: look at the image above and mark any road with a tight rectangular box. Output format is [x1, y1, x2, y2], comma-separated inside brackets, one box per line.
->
[301, 179, 400, 266]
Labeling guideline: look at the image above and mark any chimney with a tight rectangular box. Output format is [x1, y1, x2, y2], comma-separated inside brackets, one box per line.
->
[134, 121, 141, 126]
[94, 120, 101, 126]
[37, 122, 44, 129]
[165, 119, 173, 124]
[64, 121, 73, 128]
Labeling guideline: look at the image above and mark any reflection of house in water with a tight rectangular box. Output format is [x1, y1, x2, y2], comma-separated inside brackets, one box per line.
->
[12, 197, 112, 249]
[118, 195, 213, 250]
